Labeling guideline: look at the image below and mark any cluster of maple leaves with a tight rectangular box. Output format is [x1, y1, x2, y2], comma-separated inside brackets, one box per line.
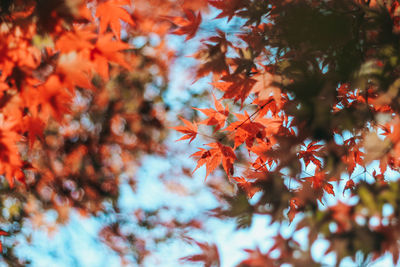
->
[3, 0, 400, 265]
[0, 0, 135, 185]
[0, 0, 147, 256]
[0, 0, 208, 263]
[173, 0, 400, 265]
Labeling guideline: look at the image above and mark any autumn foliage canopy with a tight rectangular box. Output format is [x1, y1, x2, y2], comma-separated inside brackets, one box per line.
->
[0, 0, 181, 264]
[173, 0, 400, 266]
[1, 0, 400, 266]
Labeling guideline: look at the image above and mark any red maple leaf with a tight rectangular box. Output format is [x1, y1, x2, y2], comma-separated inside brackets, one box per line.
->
[171, 117, 198, 143]
[191, 143, 235, 179]
[217, 143, 236, 176]
[212, 74, 257, 104]
[23, 116, 45, 148]
[55, 26, 96, 53]
[329, 201, 353, 232]
[224, 112, 280, 149]
[287, 198, 300, 222]
[57, 52, 93, 91]
[193, 94, 228, 132]
[372, 170, 387, 185]
[341, 137, 364, 175]
[193, 30, 231, 78]
[304, 171, 335, 201]
[240, 247, 275, 267]
[231, 176, 259, 198]
[90, 33, 131, 79]
[298, 141, 324, 169]
[96, 0, 135, 39]
[37, 75, 73, 122]
[343, 179, 355, 195]
[180, 240, 220, 266]
[208, 0, 247, 21]
[167, 9, 202, 40]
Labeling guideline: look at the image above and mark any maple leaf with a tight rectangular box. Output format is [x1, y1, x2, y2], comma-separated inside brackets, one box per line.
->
[230, 53, 257, 76]
[96, 0, 135, 39]
[208, 0, 247, 21]
[342, 150, 364, 175]
[304, 171, 335, 202]
[372, 170, 387, 185]
[0, 120, 24, 187]
[171, 117, 198, 143]
[267, 234, 300, 262]
[212, 74, 257, 104]
[329, 201, 353, 232]
[23, 116, 45, 148]
[167, 9, 202, 40]
[193, 94, 228, 132]
[224, 112, 280, 149]
[217, 143, 236, 176]
[191, 143, 235, 179]
[323, 183, 334, 196]
[341, 137, 364, 175]
[298, 141, 323, 169]
[240, 247, 276, 267]
[343, 179, 355, 195]
[180, 240, 220, 267]
[386, 118, 400, 143]
[252, 96, 281, 118]
[89, 33, 131, 79]
[249, 142, 275, 166]
[287, 198, 300, 223]
[224, 119, 263, 149]
[232, 176, 259, 198]
[57, 52, 93, 90]
[193, 30, 231, 78]
[95, 34, 131, 66]
[37, 75, 73, 122]
[55, 26, 96, 53]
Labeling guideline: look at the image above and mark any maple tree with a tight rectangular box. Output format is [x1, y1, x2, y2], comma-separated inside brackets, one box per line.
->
[173, 0, 400, 266]
[4, 0, 400, 266]
[0, 0, 212, 265]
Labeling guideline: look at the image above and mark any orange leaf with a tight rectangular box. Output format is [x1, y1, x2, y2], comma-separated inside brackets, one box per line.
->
[343, 179, 355, 195]
[57, 52, 93, 90]
[232, 176, 259, 198]
[298, 141, 324, 169]
[38, 75, 73, 122]
[168, 9, 202, 40]
[191, 147, 221, 180]
[217, 143, 236, 176]
[213, 75, 257, 104]
[193, 94, 228, 132]
[287, 198, 300, 223]
[96, 0, 134, 39]
[323, 183, 335, 196]
[56, 26, 96, 53]
[171, 117, 198, 143]
[304, 171, 335, 200]
[91, 33, 131, 79]
[190, 143, 235, 179]
[23, 116, 45, 148]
